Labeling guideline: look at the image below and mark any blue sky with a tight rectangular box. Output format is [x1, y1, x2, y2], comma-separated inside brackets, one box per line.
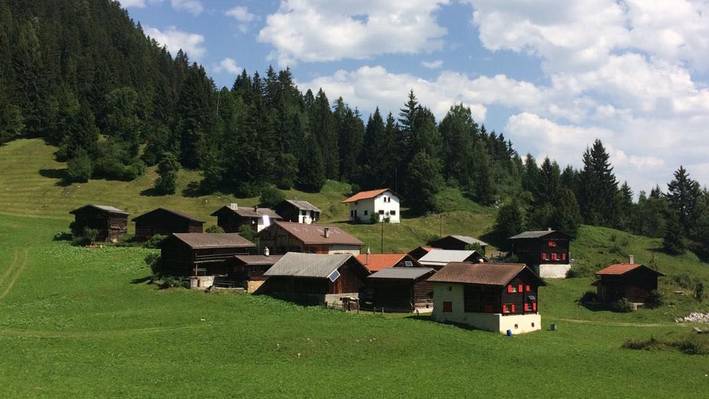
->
[121, 0, 709, 193]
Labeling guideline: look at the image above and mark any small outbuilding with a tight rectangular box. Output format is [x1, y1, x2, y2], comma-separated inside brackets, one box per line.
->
[428, 262, 545, 334]
[259, 221, 363, 255]
[260, 252, 370, 306]
[343, 188, 400, 224]
[356, 253, 421, 272]
[275, 200, 321, 224]
[69, 204, 129, 242]
[229, 254, 283, 293]
[160, 233, 255, 276]
[418, 249, 486, 270]
[594, 257, 664, 304]
[364, 267, 436, 312]
[509, 229, 570, 279]
[211, 203, 283, 233]
[408, 246, 432, 261]
[430, 235, 489, 251]
[132, 208, 204, 240]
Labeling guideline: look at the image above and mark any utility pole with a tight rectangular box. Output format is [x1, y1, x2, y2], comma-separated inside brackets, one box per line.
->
[440, 213, 443, 237]
[380, 220, 384, 253]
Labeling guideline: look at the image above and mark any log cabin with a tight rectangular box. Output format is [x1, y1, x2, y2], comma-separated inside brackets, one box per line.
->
[160, 233, 255, 276]
[428, 263, 545, 334]
[430, 235, 489, 251]
[418, 249, 486, 270]
[228, 253, 283, 293]
[594, 257, 664, 304]
[211, 203, 283, 233]
[408, 246, 432, 261]
[364, 267, 436, 312]
[258, 221, 363, 255]
[260, 252, 370, 306]
[132, 208, 204, 240]
[274, 200, 321, 224]
[69, 204, 129, 242]
[355, 253, 421, 272]
[509, 229, 570, 279]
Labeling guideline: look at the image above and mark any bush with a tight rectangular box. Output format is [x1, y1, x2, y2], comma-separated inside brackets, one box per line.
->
[259, 185, 285, 208]
[154, 276, 188, 289]
[645, 290, 663, 308]
[566, 268, 581, 278]
[238, 224, 255, 241]
[205, 225, 224, 234]
[143, 234, 167, 249]
[695, 282, 705, 302]
[579, 290, 598, 304]
[65, 150, 93, 183]
[673, 273, 694, 289]
[671, 339, 707, 355]
[465, 242, 486, 256]
[144, 253, 164, 276]
[612, 297, 634, 313]
[622, 337, 662, 351]
[72, 227, 98, 246]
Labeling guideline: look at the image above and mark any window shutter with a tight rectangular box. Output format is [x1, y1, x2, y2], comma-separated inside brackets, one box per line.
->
[532, 302, 537, 312]
[510, 304, 516, 313]
[507, 284, 514, 293]
[518, 284, 523, 293]
[525, 284, 531, 292]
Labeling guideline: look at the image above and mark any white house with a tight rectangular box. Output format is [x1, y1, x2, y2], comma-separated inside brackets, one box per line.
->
[342, 188, 400, 224]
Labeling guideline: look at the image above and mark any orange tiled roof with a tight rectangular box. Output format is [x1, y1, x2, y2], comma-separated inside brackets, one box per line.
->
[596, 263, 643, 275]
[342, 188, 391, 203]
[356, 253, 409, 272]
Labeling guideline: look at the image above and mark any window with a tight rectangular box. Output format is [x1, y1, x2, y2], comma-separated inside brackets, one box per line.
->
[390, 210, 396, 215]
[541, 252, 549, 261]
[548, 240, 557, 248]
[524, 303, 531, 312]
[442, 301, 453, 313]
[378, 210, 384, 215]
[561, 252, 567, 261]
[532, 302, 537, 312]
[525, 284, 531, 292]
[510, 304, 516, 313]
[517, 284, 524, 293]
[364, 210, 368, 215]
[502, 304, 510, 314]
[551, 252, 558, 261]
[507, 284, 516, 293]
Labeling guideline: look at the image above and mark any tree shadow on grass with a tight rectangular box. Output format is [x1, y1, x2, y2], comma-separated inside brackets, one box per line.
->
[406, 314, 488, 332]
[182, 181, 205, 198]
[131, 275, 153, 284]
[39, 168, 72, 187]
[139, 187, 163, 197]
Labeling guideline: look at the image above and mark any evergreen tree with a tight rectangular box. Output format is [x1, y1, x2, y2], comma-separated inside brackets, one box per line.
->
[551, 189, 582, 237]
[615, 182, 634, 230]
[310, 89, 338, 179]
[406, 151, 443, 215]
[663, 210, 686, 255]
[65, 149, 93, 184]
[578, 139, 618, 226]
[495, 201, 525, 243]
[439, 104, 476, 187]
[154, 152, 179, 195]
[666, 166, 702, 237]
[297, 134, 326, 192]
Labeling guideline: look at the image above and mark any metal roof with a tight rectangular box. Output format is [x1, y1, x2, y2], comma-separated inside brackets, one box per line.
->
[264, 252, 354, 278]
[170, 233, 255, 249]
[232, 254, 283, 266]
[428, 263, 543, 286]
[368, 267, 435, 280]
[509, 230, 567, 239]
[432, 235, 489, 247]
[596, 263, 664, 276]
[133, 208, 204, 223]
[211, 205, 282, 219]
[418, 249, 479, 266]
[271, 221, 363, 246]
[284, 200, 321, 212]
[70, 204, 129, 215]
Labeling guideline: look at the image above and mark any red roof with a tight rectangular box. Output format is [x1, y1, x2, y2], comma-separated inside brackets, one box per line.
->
[356, 254, 413, 272]
[596, 263, 663, 276]
[342, 188, 391, 203]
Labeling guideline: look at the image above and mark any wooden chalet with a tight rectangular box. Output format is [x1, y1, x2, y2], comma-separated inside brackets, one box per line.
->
[228, 253, 283, 293]
[259, 221, 363, 255]
[69, 204, 129, 242]
[418, 249, 485, 270]
[132, 208, 204, 240]
[275, 200, 321, 224]
[364, 267, 436, 312]
[408, 246, 432, 261]
[160, 233, 255, 276]
[594, 257, 664, 304]
[260, 252, 370, 305]
[509, 229, 570, 278]
[356, 253, 421, 272]
[211, 203, 282, 233]
[430, 235, 489, 251]
[428, 263, 545, 334]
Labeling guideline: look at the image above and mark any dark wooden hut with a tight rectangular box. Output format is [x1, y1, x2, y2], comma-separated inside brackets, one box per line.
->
[69, 204, 129, 242]
[211, 204, 282, 233]
[160, 233, 255, 276]
[364, 267, 436, 312]
[274, 200, 321, 224]
[594, 260, 663, 304]
[509, 230, 570, 265]
[229, 254, 283, 293]
[132, 208, 204, 240]
[408, 246, 432, 261]
[430, 235, 489, 251]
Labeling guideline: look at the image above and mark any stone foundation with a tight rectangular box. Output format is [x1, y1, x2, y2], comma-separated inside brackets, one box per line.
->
[536, 263, 570, 279]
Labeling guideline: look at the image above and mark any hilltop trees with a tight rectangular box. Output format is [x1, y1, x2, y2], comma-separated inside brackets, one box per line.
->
[578, 140, 619, 226]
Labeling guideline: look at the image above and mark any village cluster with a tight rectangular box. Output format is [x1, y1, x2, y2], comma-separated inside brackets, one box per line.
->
[69, 188, 663, 335]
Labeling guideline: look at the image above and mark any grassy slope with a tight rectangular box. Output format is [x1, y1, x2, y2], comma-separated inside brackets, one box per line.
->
[0, 139, 708, 397]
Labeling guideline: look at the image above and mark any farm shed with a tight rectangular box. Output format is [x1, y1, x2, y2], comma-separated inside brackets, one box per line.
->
[594, 258, 664, 304]
[229, 254, 283, 293]
[430, 235, 489, 251]
[275, 200, 321, 224]
[69, 204, 128, 242]
[343, 188, 400, 224]
[363, 267, 436, 312]
[418, 249, 485, 270]
[160, 233, 255, 276]
[356, 253, 421, 272]
[509, 229, 571, 279]
[428, 263, 544, 334]
[408, 246, 432, 261]
[211, 203, 282, 233]
[259, 221, 363, 255]
[260, 252, 370, 305]
[132, 208, 204, 240]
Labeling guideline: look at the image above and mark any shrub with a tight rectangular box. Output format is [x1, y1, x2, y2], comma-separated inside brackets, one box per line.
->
[645, 290, 663, 308]
[205, 225, 224, 234]
[695, 282, 705, 302]
[612, 297, 634, 313]
[72, 227, 99, 246]
[155, 276, 188, 289]
[259, 185, 285, 208]
[144, 253, 164, 276]
[53, 232, 73, 241]
[579, 290, 598, 304]
[465, 242, 486, 256]
[143, 234, 167, 249]
[622, 337, 662, 351]
[671, 339, 707, 355]
[673, 273, 693, 289]
[65, 150, 93, 183]
[566, 268, 581, 278]
[238, 225, 255, 241]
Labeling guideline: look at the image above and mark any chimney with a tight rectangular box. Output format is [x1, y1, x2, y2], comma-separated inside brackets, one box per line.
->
[264, 247, 270, 257]
[229, 203, 238, 210]
[629, 255, 635, 264]
[547, 227, 552, 231]
[254, 206, 258, 213]
[324, 227, 331, 238]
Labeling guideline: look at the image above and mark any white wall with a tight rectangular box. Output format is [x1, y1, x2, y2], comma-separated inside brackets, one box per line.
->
[327, 245, 361, 255]
[349, 191, 400, 224]
[298, 210, 317, 224]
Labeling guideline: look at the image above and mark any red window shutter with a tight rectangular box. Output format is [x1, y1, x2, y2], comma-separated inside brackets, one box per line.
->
[532, 302, 537, 312]
[517, 284, 523, 293]
[511, 304, 516, 313]
[525, 284, 531, 292]
[443, 301, 452, 313]
[561, 252, 567, 261]
[551, 253, 558, 261]
[541, 252, 549, 261]
[507, 284, 514, 293]
[502, 304, 509, 314]
[524, 303, 530, 312]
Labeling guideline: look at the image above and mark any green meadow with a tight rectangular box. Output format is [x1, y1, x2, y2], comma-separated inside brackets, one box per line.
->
[0, 139, 708, 398]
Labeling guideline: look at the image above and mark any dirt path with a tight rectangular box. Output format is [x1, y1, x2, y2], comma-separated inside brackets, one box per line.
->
[0, 249, 28, 301]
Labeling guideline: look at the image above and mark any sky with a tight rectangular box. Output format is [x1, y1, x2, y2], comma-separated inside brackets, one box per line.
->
[120, 0, 709, 194]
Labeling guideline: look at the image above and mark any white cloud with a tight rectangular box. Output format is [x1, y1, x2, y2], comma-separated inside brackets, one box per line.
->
[171, 0, 203, 15]
[259, 0, 450, 65]
[213, 57, 242, 75]
[144, 26, 206, 59]
[421, 60, 443, 69]
[226, 6, 257, 32]
[119, 0, 159, 7]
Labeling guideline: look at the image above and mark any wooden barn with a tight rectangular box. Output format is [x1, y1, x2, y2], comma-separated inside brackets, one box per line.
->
[356, 253, 421, 272]
[229, 254, 283, 293]
[132, 208, 204, 240]
[430, 235, 489, 251]
[211, 203, 282, 233]
[259, 221, 363, 255]
[275, 200, 321, 224]
[428, 263, 544, 334]
[408, 246, 432, 261]
[69, 204, 129, 242]
[418, 249, 485, 270]
[160, 233, 255, 276]
[364, 267, 436, 312]
[509, 229, 571, 279]
[594, 257, 664, 304]
[260, 252, 370, 306]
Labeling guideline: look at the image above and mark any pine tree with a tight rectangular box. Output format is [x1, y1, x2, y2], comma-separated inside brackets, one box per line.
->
[154, 152, 179, 195]
[666, 166, 701, 237]
[578, 139, 618, 226]
[495, 201, 525, 243]
[551, 189, 582, 237]
[439, 104, 476, 186]
[663, 210, 686, 255]
[406, 151, 443, 215]
[297, 134, 326, 192]
[65, 149, 93, 184]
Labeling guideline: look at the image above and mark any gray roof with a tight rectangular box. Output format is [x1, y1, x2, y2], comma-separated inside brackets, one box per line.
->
[449, 235, 489, 247]
[428, 263, 544, 286]
[285, 200, 321, 212]
[211, 205, 282, 219]
[133, 208, 204, 223]
[264, 252, 353, 278]
[368, 267, 434, 280]
[509, 230, 562, 239]
[70, 204, 129, 215]
[418, 249, 480, 267]
[233, 254, 283, 266]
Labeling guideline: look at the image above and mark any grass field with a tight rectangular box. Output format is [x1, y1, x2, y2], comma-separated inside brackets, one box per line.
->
[0, 139, 708, 397]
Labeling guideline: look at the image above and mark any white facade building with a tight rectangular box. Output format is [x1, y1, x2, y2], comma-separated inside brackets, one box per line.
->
[343, 188, 400, 224]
